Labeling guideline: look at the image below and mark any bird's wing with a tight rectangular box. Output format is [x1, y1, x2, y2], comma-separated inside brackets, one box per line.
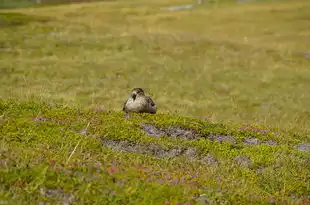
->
[147, 96, 156, 106]
[122, 99, 128, 111]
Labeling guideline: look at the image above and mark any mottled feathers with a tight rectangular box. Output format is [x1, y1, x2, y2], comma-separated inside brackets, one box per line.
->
[122, 88, 157, 114]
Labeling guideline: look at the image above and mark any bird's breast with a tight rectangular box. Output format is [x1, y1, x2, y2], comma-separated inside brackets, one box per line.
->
[125, 98, 146, 110]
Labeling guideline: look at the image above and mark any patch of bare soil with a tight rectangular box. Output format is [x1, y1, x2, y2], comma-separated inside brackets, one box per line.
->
[141, 124, 201, 140]
[243, 137, 277, 146]
[141, 124, 281, 148]
[100, 137, 218, 166]
[39, 188, 75, 205]
[141, 123, 235, 144]
[208, 134, 236, 144]
[32, 116, 64, 124]
[295, 143, 310, 152]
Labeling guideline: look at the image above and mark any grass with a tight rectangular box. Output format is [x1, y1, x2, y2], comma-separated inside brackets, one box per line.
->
[1, 0, 310, 134]
[1, 100, 309, 204]
[0, 0, 310, 204]
[0, 0, 107, 9]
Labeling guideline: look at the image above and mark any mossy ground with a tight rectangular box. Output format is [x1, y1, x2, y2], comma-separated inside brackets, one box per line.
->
[1, 101, 309, 204]
[1, 0, 310, 204]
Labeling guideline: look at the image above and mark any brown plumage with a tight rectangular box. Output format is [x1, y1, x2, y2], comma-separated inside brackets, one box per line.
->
[122, 88, 157, 114]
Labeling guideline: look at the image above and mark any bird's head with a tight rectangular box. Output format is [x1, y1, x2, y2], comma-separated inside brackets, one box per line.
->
[131, 88, 145, 100]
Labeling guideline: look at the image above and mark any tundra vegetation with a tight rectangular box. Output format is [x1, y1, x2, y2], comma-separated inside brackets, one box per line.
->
[0, 0, 310, 204]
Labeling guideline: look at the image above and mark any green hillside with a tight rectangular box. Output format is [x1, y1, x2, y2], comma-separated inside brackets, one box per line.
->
[0, 0, 107, 9]
[1, 100, 309, 204]
[0, 0, 310, 204]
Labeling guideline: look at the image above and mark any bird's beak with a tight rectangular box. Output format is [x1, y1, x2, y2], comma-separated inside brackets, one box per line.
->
[131, 93, 136, 100]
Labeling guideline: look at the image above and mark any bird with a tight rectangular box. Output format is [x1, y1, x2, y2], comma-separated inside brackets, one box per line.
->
[122, 88, 157, 114]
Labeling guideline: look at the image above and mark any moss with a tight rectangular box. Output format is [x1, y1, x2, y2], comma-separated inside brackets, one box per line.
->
[0, 100, 309, 204]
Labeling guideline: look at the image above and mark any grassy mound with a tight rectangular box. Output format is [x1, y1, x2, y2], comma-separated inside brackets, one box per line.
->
[1, 100, 309, 204]
[1, 0, 310, 204]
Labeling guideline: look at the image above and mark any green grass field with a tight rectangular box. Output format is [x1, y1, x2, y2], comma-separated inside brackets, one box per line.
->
[0, 0, 107, 9]
[1, 0, 310, 204]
